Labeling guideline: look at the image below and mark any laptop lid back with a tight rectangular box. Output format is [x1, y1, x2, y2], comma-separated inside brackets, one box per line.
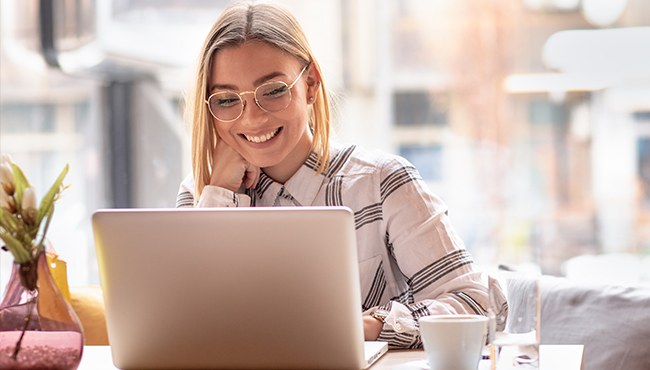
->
[93, 207, 368, 369]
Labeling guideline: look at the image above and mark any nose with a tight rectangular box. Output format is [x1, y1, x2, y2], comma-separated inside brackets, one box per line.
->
[240, 92, 268, 123]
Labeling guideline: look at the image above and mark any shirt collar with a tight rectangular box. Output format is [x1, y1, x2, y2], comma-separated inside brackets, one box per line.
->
[253, 143, 344, 206]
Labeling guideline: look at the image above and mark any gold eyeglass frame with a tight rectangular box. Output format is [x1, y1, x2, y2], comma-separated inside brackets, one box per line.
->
[205, 65, 308, 122]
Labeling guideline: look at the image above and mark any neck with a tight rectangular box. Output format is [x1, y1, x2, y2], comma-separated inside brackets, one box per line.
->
[262, 131, 313, 184]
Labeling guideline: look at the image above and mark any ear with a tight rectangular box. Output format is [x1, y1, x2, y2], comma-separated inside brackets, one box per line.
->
[305, 63, 321, 103]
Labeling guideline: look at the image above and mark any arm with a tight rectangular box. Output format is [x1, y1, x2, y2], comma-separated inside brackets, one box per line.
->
[175, 138, 258, 208]
[368, 157, 499, 348]
[176, 173, 253, 208]
[209, 137, 260, 192]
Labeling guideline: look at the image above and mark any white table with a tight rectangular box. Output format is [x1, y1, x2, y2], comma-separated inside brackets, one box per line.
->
[370, 345, 584, 370]
[79, 344, 584, 370]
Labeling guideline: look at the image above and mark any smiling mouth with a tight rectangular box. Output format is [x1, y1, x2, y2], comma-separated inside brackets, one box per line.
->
[242, 128, 282, 143]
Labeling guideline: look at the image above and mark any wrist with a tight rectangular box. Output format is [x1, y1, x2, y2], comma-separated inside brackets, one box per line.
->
[363, 315, 384, 341]
[210, 181, 239, 192]
[370, 307, 390, 324]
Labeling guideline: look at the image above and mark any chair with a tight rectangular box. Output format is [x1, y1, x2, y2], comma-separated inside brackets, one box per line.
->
[509, 275, 650, 370]
[70, 285, 109, 345]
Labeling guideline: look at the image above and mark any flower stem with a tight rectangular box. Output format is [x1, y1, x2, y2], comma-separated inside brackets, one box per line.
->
[11, 296, 36, 360]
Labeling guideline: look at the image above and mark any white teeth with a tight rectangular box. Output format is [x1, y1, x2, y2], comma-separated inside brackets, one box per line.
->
[244, 128, 279, 143]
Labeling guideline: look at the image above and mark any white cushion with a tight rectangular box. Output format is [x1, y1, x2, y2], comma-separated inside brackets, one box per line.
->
[538, 276, 650, 370]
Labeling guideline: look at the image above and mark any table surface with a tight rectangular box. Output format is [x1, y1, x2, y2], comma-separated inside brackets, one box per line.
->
[79, 344, 583, 370]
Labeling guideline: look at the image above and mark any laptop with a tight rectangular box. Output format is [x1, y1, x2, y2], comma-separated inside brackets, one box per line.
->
[92, 207, 388, 369]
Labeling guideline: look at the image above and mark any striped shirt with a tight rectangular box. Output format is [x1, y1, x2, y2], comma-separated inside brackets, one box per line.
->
[176, 143, 492, 348]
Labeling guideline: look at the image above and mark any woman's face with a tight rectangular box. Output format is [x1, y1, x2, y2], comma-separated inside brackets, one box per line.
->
[209, 41, 317, 182]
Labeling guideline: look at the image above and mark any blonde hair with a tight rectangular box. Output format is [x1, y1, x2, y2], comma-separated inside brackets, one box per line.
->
[187, 1, 331, 199]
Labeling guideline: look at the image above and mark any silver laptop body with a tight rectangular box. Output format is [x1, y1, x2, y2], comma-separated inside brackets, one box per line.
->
[92, 207, 387, 369]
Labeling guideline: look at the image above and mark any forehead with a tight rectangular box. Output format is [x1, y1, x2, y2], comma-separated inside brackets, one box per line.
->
[210, 41, 301, 86]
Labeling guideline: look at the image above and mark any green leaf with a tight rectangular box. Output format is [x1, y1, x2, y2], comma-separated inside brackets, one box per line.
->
[36, 164, 68, 228]
[10, 163, 31, 214]
[0, 207, 19, 233]
[0, 232, 30, 263]
[0, 207, 6, 230]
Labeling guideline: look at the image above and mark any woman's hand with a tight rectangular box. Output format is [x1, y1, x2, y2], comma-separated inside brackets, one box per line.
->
[363, 315, 383, 341]
[209, 139, 260, 191]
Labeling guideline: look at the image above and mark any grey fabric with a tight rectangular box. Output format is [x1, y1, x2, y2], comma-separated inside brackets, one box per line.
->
[534, 276, 650, 370]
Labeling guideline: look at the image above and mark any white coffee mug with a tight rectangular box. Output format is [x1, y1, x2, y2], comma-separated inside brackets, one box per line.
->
[419, 314, 488, 370]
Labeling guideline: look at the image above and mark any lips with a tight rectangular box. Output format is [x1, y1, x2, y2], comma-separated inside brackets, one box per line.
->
[242, 127, 282, 143]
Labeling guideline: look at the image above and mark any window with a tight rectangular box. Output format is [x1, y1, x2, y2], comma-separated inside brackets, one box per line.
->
[528, 99, 568, 125]
[399, 144, 443, 182]
[393, 91, 448, 126]
[633, 111, 650, 122]
[1, 104, 57, 133]
[2, 0, 649, 287]
[638, 138, 650, 208]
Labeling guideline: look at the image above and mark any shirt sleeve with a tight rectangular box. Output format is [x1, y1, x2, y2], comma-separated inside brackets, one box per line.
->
[198, 186, 251, 207]
[175, 174, 251, 208]
[176, 174, 196, 208]
[372, 156, 503, 349]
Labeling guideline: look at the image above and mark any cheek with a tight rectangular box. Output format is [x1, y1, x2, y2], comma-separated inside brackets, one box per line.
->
[283, 98, 310, 125]
[214, 122, 236, 143]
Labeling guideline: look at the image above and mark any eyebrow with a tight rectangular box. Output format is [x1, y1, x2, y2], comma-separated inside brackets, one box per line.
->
[210, 71, 287, 92]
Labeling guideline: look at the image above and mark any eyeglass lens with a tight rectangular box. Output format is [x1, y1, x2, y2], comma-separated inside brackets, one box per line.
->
[208, 81, 292, 121]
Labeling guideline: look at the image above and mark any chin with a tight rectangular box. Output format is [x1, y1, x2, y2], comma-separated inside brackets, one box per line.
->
[246, 156, 282, 170]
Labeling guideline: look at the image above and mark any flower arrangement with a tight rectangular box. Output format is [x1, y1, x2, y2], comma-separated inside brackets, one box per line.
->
[0, 154, 71, 361]
[0, 154, 68, 289]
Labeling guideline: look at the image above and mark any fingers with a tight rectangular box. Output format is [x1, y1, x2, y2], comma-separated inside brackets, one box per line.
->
[243, 163, 260, 189]
[210, 139, 260, 191]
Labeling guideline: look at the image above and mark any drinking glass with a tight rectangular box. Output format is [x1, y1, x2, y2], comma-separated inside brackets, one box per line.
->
[487, 269, 540, 370]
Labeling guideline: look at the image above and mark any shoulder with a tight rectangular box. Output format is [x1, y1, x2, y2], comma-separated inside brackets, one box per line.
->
[178, 173, 196, 195]
[328, 142, 417, 178]
[176, 173, 196, 208]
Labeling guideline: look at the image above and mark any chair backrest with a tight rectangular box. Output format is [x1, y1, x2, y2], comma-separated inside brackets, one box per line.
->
[507, 275, 650, 370]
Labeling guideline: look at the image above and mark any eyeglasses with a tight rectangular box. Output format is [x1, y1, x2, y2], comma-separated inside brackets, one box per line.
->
[205, 65, 308, 122]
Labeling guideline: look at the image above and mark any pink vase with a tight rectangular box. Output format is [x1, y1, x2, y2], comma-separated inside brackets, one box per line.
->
[0, 251, 84, 369]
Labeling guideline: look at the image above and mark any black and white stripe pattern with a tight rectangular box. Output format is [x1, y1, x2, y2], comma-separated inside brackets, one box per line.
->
[176, 191, 194, 208]
[407, 302, 431, 320]
[380, 165, 421, 203]
[325, 145, 355, 178]
[325, 176, 343, 206]
[378, 329, 421, 349]
[275, 187, 301, 206]
[384, 232, 398, 262]
[304, 151, 321, 172]
[452, 291, 487, 315]
[254, 174, 274, 199]
[244, 187, 257, 206]
[394, 288, 416, 306]
[354, 203, 382, 230]
[386, 250, 473, 308]
[362, 260, 387, 311]
[410, 249, 473, 294]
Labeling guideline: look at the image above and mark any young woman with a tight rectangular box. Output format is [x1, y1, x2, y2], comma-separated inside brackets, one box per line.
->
[177, 1, 497, 349]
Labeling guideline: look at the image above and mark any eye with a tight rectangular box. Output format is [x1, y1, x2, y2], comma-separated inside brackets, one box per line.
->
[212, 93, 240, 108]
[260, 83, 289, 98]
[218, 98, 239, 107]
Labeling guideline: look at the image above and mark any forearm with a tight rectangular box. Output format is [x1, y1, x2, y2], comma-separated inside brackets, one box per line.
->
[371, 274, 489, 348]
[196, 185, 251, 207]
[176, 174, 252, 208]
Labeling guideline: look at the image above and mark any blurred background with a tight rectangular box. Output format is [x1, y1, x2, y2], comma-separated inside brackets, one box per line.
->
[1, 0, 649, 288]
